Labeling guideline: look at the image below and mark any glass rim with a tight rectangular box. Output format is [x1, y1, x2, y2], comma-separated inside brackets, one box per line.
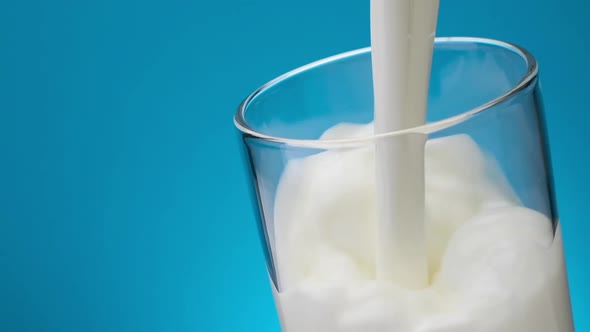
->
[234, 36, 538, 148]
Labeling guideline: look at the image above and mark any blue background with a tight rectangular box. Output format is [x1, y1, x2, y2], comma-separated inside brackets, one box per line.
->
[0, 0, 587, 331]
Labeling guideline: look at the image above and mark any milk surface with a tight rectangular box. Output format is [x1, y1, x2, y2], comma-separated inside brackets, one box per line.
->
[270, 123, 573, 332]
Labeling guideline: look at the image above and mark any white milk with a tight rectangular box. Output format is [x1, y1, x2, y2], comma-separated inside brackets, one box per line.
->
[271, 123, 573, 332]
[370, 0, 439, 288]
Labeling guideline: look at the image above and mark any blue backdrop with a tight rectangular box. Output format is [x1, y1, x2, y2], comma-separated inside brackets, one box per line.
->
[0, 0, 588, 331]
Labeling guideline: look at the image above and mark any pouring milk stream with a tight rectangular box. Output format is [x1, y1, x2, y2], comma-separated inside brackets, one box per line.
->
[370, 0, 439, 288]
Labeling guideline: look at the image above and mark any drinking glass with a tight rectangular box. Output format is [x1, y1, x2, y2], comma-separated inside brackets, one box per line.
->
[234, 37, 575, 332]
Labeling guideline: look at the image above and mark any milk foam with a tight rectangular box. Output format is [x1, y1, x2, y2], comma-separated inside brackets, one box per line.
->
[270, 123, 573, 332]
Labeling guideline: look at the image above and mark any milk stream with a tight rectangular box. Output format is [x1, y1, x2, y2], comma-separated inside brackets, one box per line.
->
[370, 0, 440, 287]
[271, 123, 573, 332]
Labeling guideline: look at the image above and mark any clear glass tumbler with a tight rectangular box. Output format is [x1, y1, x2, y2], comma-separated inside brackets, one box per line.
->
[234, 37, 575, 332]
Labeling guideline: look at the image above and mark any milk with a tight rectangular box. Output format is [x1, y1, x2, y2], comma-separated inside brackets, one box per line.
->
[370, 0, 439, 288]
[271, 123, 573, 332]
